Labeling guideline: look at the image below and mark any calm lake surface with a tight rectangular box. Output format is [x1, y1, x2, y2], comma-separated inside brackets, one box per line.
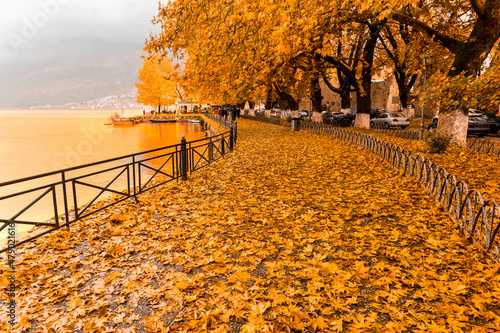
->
[0, 109, 207, 242]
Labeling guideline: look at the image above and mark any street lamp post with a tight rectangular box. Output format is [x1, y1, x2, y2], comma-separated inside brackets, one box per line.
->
[419, 54, 431, 140]
[475, 68, 480, 110]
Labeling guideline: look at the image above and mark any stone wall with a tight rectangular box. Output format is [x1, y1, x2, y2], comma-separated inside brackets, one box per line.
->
[371, 79, 392, 111]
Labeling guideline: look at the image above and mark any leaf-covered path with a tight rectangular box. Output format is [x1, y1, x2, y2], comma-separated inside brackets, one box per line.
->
[2, 119, 500, 332]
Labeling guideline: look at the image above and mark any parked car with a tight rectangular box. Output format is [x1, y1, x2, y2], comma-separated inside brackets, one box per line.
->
[299, 110, 311, 121]
[342, 112, 356, 127]
[370, 112, 410, 129]
[270, 109, 282, 118]
[479, 114, 500, 136]
[428, 116, 490, 137]
[468, 109, 484, 117]
[322, 112, 346, 125]
[370, 108, 386, 119]
[331, 112, 345, 119]
[467, 116, 491, 137]
[254, 109, 265, 116]
[322, 112, 333, 124]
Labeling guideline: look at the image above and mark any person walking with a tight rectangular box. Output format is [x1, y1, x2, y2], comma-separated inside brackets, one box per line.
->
[231, 107, 237, 125]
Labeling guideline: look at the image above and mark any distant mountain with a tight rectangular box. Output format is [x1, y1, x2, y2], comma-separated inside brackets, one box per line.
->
[0, 38, 146, 109]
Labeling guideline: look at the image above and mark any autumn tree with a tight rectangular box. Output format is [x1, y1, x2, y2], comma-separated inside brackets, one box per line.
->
[378, 23, 420, 113]
[147, 0, 500, 134]
[391, 0, 500, 145]
[321, 38, 362, 112]
[135, 55, 179, 112]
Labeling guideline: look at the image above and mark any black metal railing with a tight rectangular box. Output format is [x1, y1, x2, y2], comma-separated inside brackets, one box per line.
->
[370, 123, 500, 155]
[0, 124, 236, 253]
[205, 113, 233, 129]
[299, 121, 500, 263]
[468, 137, 500, 156]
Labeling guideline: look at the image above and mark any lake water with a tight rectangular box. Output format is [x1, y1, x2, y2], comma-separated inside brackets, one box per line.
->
[0, 109, 207, 243]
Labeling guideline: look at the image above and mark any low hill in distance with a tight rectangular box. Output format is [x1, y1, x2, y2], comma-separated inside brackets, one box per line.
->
[0, 38, 146, 109]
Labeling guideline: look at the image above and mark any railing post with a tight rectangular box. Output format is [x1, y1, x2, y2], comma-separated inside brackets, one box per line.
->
[234, 122, 237, 144]
[180, 137, 188, 181]
[61, 171, 70, 229]
[229, 126, 234, 152]
[209, 138, 213, 163]
[221, 135, 226, 156]
[132, 156, 139, 202]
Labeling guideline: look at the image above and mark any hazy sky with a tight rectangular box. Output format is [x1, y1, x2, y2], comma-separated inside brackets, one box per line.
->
[0, 0, 161, 59]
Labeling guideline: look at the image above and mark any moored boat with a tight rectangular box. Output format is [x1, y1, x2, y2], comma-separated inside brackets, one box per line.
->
[187, 119, 200, 123]
[149, 118, 178, 123]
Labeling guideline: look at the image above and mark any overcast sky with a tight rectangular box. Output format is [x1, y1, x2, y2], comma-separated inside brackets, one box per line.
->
[0, 0, 161, 63]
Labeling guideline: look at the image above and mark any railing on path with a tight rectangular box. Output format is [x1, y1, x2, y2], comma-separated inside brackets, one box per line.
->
[298, 121, 500, 263]
[370, 123, 500, 156]
[468, 137, 500, 156]
[205, 113, 233, 129]
[0, 120, 237, 253]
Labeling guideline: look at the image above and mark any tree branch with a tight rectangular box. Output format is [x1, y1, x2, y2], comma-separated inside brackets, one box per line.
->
[391, 12, 462, 54]
[322, 75, 342, 95]
[379, 31, 397, 65]
[321, 54, 358, 88]
[407, 73, 418, 91]
[470, 0, 484, 17]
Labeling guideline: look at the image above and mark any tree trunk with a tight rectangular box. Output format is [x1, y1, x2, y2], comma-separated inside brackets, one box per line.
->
[311, 77, 323, 112]
[397, 72, 417, 109]
[277, 92, 298, 110]
[401, 106, 415, 118]
[265, 87, 273, 110]
[355, 89, 371, 128]
[448, 17, 500, 77]
[437, 110, 468, 147]
[340, 85, 351, 110]
[322, 74, 352, 110]
[354, 22, 384, 128]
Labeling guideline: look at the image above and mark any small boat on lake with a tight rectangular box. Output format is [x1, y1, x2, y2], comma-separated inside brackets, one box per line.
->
[112, 117, 139, 126]
[187, 119, 200, 124]
[149, 118, 178, 123]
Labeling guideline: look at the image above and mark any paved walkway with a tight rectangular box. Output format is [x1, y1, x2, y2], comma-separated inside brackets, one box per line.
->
[3, 119, 500, 332]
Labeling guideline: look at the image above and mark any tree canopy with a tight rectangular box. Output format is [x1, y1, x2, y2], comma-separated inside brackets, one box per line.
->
[146, 0, 500, 135]
[135, 54, 180, 110]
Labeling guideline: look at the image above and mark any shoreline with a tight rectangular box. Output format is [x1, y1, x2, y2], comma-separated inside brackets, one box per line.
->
[0, 114, 226, 252]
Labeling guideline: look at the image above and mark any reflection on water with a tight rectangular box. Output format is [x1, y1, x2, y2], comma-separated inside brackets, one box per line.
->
[0, 110, 207, 242]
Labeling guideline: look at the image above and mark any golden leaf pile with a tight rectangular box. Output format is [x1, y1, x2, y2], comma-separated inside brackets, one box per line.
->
[1, 119, 500, 332]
